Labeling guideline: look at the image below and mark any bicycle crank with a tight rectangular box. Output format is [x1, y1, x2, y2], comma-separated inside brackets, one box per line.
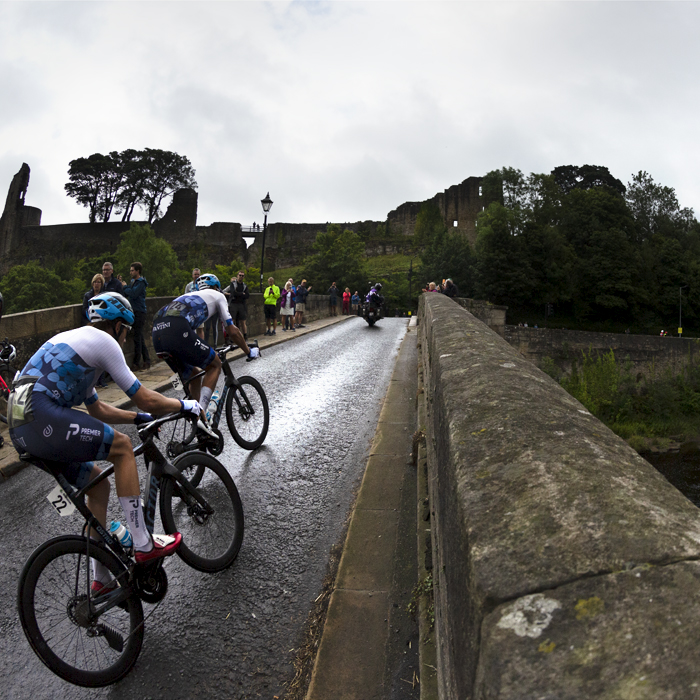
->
[134, 562, 168, 603]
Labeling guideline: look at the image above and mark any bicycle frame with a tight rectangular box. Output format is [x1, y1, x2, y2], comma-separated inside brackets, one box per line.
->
[20, 413, 211, 611]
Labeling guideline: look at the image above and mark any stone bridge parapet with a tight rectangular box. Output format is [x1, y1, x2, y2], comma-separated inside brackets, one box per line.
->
[419, 292, 700, 698]
[0, 293, 333, 371]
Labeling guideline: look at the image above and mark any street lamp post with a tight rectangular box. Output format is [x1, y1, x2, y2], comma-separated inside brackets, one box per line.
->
[680, 285, 688, 337]
[259, 192, 273, 293]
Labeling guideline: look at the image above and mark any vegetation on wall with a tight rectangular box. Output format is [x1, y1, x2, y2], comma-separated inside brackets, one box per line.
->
[543, 348, 700, 446]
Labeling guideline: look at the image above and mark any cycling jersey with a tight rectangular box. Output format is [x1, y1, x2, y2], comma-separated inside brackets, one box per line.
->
[8, 326, 141, 483]
[154, 289, 233, 331]
[19, 326, 140, 407]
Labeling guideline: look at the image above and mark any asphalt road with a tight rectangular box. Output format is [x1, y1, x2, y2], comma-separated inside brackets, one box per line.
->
[0, 317, 408, 700]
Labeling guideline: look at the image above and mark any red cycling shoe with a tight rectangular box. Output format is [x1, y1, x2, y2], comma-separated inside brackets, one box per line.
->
[134, 533, 182, 564]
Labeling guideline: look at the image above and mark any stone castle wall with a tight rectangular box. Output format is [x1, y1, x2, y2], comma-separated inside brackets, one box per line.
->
[386, 175, 483, 244]
[0, 163, 483, 271]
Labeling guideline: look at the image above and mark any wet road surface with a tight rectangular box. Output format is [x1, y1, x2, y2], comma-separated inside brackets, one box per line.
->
[0, 317, 408, 700]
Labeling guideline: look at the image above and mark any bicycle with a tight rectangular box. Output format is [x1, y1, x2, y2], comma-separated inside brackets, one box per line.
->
[16, 410, 244, 687]
[163, 342, 269, 461]
[0, 338, 18, 447]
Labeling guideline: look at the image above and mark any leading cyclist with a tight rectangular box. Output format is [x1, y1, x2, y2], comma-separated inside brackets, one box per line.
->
[151, 273, 259, 422]
[8, 292, 201, 591]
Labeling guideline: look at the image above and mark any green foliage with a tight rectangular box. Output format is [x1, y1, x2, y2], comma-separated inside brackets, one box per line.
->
[406, 573, 434, 629]
[65, 148, 197, 223]
[114, 223, 184, 296]
[420, 228, 475, 297]
[413, 201, 445, 248]
[558, 348, 700, 442]
[301, 224, 368, 293]
[0, 261, 81, 313]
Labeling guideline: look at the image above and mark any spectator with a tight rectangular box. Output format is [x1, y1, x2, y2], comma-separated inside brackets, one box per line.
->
[223, 270, 250, 340]
[288, 278, 296, 294]
[426, 282, 439, 292]
[123, 261, 151, 371]
[82, 273, 108, 386]
[82, 274, 105, 324]
[351, 290, 360, 314]
[184, 268, 201, 293]
[342, 287, 351, 315]
[101, 262, 123, 294]
[263, 276, 280, 335]
[443, 278, 459, 298]
[295, 279, 311, 328]
[280, 281, 296, 331]
[328, 282, 340, 316]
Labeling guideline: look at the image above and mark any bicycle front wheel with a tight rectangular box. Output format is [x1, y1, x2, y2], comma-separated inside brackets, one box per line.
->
[225, 376, 269, 450]
[17, 535, 144, 688]
[160, 452, 244, 573]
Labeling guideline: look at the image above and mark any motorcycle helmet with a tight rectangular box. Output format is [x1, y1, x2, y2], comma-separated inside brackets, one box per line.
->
[196, 273, 221, 291]
[374, 283, 382, 291]
[88, 292, 135, 325]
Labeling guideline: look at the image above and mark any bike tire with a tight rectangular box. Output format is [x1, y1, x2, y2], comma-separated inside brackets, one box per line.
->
[225, 376, 269, 450]
[17, 535, 144, 688]
[160, 452, 244, 573]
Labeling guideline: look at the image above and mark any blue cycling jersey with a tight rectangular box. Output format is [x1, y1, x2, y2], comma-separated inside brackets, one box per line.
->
[155, 289, 233, 331]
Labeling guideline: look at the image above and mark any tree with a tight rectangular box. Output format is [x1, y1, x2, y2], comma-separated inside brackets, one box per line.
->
[0, 261, 80, 313]
[65, 149, 197, 224]
[626, 171, 694, 243]
[301, 224, 368, 293]
[114, 223, 185, 296]
[474, 203, 537, 306]
[138, 148, 197, 223]
[65, 152, 123, 223]
[419, 229, 475, 297]
[552, 165, 626, 197]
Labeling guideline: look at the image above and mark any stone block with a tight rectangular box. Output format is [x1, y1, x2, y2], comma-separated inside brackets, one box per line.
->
[355, 455, 407, 512]
[335, 508, 399, 591]
[476, 561, 700, 699]
[306, 590, 389, 700]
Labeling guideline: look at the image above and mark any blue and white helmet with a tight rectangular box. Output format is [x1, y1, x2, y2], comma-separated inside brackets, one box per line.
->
[195, 273, 221, 291]
[88, 292, 135, 325]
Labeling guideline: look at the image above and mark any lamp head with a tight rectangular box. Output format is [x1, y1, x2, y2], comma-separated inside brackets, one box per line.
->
[261, 192, 273, 213]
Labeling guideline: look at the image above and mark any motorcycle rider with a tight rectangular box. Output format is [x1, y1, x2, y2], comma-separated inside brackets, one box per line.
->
[366, 283, 384, 308]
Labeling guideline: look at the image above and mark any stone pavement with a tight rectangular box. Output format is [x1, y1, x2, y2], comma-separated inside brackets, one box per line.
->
[306, 318, 434, 700]
[0, 314, 353, 480]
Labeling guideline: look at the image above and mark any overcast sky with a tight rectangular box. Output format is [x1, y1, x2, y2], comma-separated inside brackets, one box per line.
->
[1, 1, 699, 228]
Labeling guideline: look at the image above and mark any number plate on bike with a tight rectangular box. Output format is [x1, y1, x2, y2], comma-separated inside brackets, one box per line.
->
[170, 374, 183, 391]
[47, 484, 76, 517]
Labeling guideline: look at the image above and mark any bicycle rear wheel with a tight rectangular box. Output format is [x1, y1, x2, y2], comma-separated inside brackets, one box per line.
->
[160, 452, 244, 573]
[225, 376, 269, 450]
[17, 535, 143, 688]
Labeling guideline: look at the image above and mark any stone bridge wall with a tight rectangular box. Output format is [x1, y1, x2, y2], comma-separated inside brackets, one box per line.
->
[419, 292, 700, 699]
[0, 293, 332, 371]
[504, 325, 700, 379]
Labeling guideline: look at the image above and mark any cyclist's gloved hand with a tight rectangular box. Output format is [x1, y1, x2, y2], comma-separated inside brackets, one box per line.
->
[246, 347, 260, 362]
[180, 399, 201, 416]
[134, 412, 154, 426]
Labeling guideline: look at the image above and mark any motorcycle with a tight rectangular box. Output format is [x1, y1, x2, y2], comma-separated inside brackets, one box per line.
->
[361, 298, 384, 326]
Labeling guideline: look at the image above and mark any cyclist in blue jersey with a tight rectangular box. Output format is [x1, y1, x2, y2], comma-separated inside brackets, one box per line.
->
[8, 292, 202, 591]
[152, 273, 260, 419]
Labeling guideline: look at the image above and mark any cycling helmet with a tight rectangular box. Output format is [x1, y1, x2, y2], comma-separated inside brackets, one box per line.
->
[195, 273, 221, 291]
[88, 292, 135, 325]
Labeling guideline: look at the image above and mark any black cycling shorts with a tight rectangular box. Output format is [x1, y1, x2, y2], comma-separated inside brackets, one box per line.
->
[230, 302, 247, 322]
[152, 315, 215, 379]
[9, 391, 112, 488]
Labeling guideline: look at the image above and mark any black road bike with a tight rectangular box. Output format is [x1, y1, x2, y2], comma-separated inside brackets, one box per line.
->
[16, 411, 244, 688]
[164, 343, 269, 461]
